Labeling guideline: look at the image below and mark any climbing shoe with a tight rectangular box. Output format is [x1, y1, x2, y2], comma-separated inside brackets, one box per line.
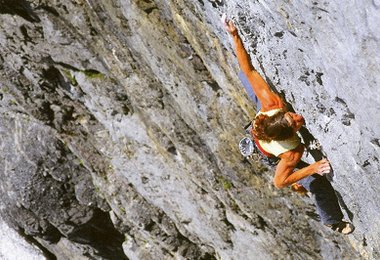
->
[290, 183, 308, 196]
[326, 221, 355, 235]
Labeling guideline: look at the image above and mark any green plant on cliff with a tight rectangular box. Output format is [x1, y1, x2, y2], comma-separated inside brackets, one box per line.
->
[82, 69, 105, 80]
[62, 69, 78, 86]
[218, 176, 233, 190]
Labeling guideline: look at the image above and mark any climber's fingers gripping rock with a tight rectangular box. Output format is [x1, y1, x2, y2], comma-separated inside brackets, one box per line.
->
[314, 158, 331, 176]
[221, 13, 238, 36]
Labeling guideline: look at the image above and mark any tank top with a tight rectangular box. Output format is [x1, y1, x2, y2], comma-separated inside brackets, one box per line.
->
[255, 109, 301, 157]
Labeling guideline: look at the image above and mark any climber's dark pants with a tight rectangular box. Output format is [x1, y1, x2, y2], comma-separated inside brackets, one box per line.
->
[239, 71, 344, 225]
[296, 162, 344, 225]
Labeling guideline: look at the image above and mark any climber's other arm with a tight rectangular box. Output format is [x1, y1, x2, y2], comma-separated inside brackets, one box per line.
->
[222, 15, 283, 111]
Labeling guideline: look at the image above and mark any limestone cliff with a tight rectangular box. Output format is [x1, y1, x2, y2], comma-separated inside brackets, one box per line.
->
[0, 0, 379, 259]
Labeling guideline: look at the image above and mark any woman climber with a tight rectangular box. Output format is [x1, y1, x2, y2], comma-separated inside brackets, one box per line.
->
[222, 14, 354, 234]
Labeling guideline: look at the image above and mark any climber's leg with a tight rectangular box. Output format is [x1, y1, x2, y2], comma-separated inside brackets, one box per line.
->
[296, 161, 344, 225]
[238, 71, 261, 111]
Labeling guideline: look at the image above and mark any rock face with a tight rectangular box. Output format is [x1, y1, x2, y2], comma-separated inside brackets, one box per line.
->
[0, 0, 379, 259]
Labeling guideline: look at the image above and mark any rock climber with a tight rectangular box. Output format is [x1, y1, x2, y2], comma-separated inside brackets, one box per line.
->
[222, 14, 354, 234]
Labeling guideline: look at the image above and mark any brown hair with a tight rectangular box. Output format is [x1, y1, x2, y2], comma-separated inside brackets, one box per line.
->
[252, 111, 294, 141]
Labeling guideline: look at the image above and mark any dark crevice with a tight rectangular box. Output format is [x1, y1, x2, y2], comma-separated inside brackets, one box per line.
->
[342, 112, 355, 126]
[20, 25, 34, 43]
[36, 4, 60, 17]
[288, 30, 298, 37]
[67, 209, 127, 259]
[82, 69, 103, 77]
[39, 101, 55, 126]
[115, 93, 133, 115]
[335, 96, 348, 107]
[0, 0, 41, 22]
[370, 138, 380, 147]
[144, 7, 158, 14]
[175, 229, 216, 259]
[305, 209, 320, 221]
[143, 220, 156, 232]
[41, 66, 71, 93]
[55, 62, 81, 72]
[253, 214, 268, 231]
[167, 145, 178, 155]
[335, 97, 355, 126]
[208, 0, 224, 8]
[207, 80, 221, 92]
[315, 72, 323, 85]
[313, 6, 329, 13]
[221, 215, 236, 233]
[274, 31, 284, 38]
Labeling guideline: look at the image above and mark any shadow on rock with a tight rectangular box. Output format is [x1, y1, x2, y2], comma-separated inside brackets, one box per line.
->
[0, 0, 40, 23]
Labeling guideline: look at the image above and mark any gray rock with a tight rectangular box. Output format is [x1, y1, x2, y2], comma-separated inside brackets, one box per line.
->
[0, 0, 378, 259]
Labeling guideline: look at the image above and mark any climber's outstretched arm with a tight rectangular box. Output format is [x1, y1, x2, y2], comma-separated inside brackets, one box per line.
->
[223, 16, 283, 111]
[274, 147, 331, 188]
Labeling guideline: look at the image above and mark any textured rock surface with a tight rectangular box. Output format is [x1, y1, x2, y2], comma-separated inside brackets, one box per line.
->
[0, 0, 379, 259]
[0, 215, 44, 259]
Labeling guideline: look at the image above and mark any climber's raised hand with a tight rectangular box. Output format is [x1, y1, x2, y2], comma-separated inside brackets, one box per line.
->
[221, 13, 238, 36]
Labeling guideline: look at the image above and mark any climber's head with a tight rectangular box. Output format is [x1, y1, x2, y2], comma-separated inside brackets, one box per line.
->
[284, 112, 305, 132]
[252, 111, 304, 141]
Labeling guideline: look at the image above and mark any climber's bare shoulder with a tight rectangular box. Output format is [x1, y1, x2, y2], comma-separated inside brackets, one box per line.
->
[259, 93, 286, 112]
[278, 144, 305, 166]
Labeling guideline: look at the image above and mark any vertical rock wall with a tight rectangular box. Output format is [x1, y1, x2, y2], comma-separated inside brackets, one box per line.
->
[0, 0, 379, 259]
